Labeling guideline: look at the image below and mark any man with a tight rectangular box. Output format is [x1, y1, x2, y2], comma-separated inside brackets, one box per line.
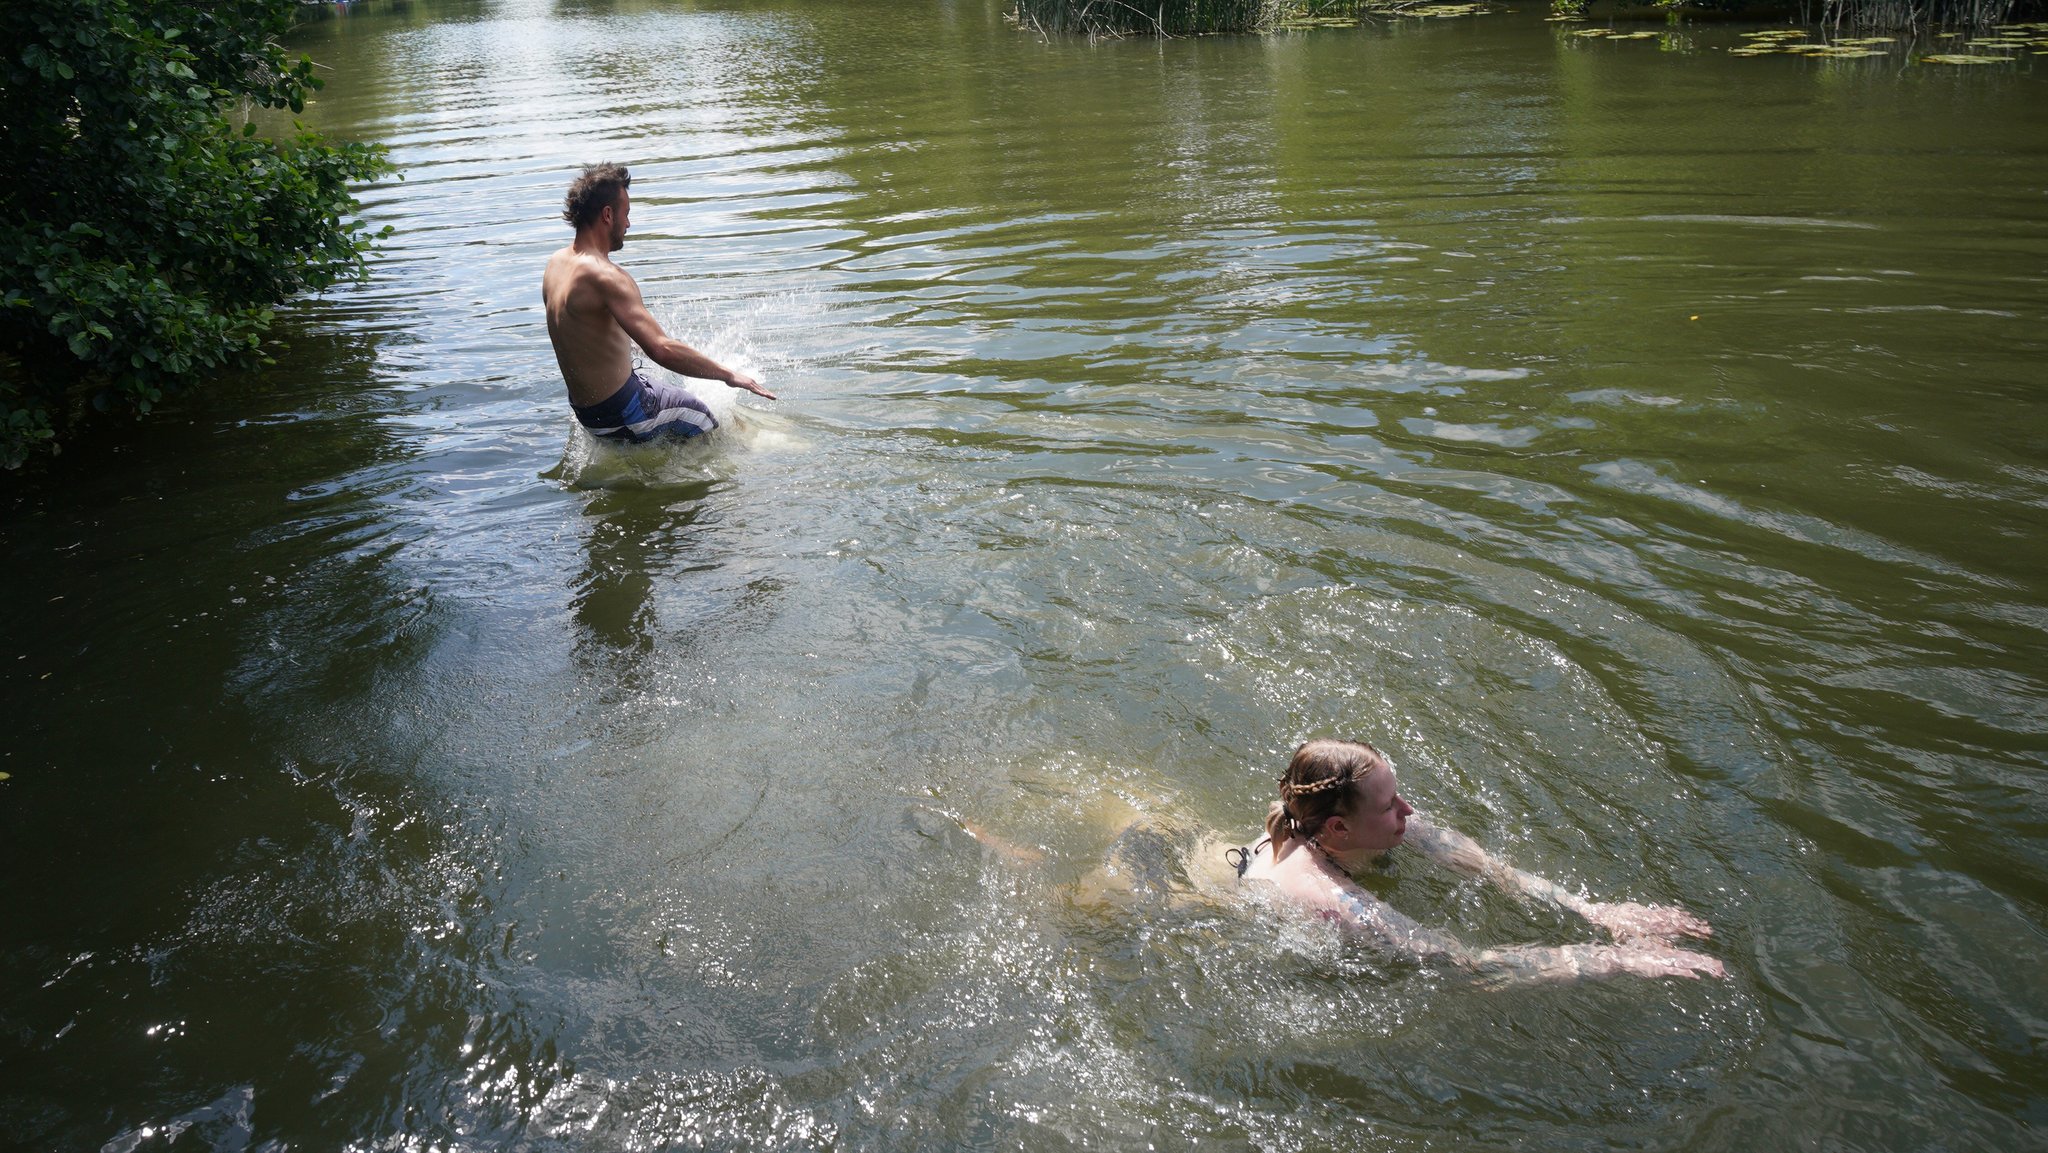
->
[542, 163, 775, 443]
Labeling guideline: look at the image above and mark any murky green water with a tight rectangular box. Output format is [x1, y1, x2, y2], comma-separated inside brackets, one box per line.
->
[5, 0, 2047, 1148]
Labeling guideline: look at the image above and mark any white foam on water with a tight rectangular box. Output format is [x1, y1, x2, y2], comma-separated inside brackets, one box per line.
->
[539, 291, 817, 489]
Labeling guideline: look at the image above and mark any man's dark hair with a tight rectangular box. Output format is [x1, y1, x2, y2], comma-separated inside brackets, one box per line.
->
[564, 163, 631, 229]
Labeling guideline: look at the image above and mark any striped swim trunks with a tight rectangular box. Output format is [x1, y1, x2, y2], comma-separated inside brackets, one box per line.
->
[572, 369, 718, 442]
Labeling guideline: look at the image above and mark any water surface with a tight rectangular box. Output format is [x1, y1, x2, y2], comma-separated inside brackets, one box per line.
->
[3, 1, 2046, 1149]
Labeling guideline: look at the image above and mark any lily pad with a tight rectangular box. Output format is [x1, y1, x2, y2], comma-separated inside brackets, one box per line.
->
[1921, 53, 2014, 63]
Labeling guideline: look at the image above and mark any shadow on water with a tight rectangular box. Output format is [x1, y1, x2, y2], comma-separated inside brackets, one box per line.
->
[0, 323, 557, 1149]
[568, 477, 719, 665]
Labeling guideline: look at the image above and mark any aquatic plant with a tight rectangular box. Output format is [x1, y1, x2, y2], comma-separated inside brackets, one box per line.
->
[1010, 0, 1283, 36]
[1010, 0, 1498, 36]
[1720, 18, 2047, 58]
[1801, 0, 2030, 30]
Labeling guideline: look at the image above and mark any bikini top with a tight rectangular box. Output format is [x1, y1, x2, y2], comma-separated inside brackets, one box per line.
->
[1223, 837, 1272, 878]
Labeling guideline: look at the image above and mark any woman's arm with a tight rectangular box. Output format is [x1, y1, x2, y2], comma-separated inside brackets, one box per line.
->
[1328, 885, 1723, 984]
[1402, 815, 1712, 944]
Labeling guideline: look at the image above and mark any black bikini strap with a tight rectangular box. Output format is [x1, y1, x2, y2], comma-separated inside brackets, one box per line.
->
[1226, 838, 1269, 877]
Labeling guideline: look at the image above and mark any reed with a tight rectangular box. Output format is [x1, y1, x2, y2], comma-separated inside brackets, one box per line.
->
[1011, 0, 2037, 36]
[1802, 0, 2020, 28]
[1011, 0, 1284, 36]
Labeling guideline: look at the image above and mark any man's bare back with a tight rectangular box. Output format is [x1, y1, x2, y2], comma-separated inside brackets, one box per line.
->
[543, 246, 646, 407]
[543, 169, 774, 426]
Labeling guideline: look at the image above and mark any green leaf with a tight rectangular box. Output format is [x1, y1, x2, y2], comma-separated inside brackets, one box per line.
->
[1, 0, 394, 463]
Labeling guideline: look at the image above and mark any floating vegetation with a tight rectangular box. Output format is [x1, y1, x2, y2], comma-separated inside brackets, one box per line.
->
[1274, 0, 1492, 27]
[1014, 0, 2039, 41]
[1730, 29, 1811, 51]
[1721, 18, 2048, 60]
[1398, 3, 1493, 17]
[1567, 26, 1672, 44]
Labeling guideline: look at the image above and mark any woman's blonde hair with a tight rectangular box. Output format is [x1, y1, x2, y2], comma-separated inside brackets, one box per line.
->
[1264, 738, 1383, 855]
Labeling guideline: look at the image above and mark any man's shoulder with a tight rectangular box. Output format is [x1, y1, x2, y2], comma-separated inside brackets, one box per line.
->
[546, 247, 629, 289]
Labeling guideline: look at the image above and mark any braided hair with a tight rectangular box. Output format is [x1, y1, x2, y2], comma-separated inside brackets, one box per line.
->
[1264, 738, 1384, 856]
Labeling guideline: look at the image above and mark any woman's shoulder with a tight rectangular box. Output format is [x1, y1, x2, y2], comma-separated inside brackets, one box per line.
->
[1236, 837, 1350, 906]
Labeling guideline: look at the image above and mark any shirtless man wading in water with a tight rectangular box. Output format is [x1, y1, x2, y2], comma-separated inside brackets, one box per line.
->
[542, 163, 775, 442]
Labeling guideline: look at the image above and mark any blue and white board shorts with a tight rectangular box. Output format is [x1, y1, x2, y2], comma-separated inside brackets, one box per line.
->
[572, 369, 718, 442]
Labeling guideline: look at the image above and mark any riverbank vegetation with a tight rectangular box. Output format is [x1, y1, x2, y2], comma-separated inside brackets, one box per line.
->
[1011, 0, 1280, 37]
[0, 0, 392, 469]
[1008, 0, 1488, 37]
[1011, 0, 2042, 36]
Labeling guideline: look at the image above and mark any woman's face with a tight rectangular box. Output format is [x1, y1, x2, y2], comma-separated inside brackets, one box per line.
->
[1343, 757, 1414, 853]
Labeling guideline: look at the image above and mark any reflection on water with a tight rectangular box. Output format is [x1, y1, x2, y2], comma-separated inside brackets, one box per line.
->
[571, 485, 715, 655]
[3, 0, 2046, 1149]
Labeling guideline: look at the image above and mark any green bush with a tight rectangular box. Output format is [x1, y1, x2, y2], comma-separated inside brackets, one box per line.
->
[0, 0, 393, 468]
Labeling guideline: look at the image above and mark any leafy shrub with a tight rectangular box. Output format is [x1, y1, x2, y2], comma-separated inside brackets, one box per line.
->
[0, 0, 393, 467]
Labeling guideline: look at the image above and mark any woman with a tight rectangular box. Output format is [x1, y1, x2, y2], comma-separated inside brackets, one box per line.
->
[1229, 739, 1724, 984]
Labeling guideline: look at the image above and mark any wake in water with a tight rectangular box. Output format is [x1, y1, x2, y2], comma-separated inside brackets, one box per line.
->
[543, 297, 805, 490]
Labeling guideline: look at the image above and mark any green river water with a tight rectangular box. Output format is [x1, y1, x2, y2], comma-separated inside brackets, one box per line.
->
[3, 0, 2046, 1148]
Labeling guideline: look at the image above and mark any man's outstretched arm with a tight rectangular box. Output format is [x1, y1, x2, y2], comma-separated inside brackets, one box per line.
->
[603, 266, 777, 399]
[1403, 815, 1712, 944]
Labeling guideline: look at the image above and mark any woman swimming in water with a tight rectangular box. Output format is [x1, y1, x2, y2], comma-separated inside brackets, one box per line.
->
[1229, 738, 1724, 984]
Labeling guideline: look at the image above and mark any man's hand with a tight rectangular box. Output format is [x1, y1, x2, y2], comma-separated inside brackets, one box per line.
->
[725, 371, 776, 400]
[1584, 901, 1713, 945]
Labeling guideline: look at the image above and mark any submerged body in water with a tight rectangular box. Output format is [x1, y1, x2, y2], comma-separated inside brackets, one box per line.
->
[571, 367, 720, 443]
[1083, 739, 1722, 986]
